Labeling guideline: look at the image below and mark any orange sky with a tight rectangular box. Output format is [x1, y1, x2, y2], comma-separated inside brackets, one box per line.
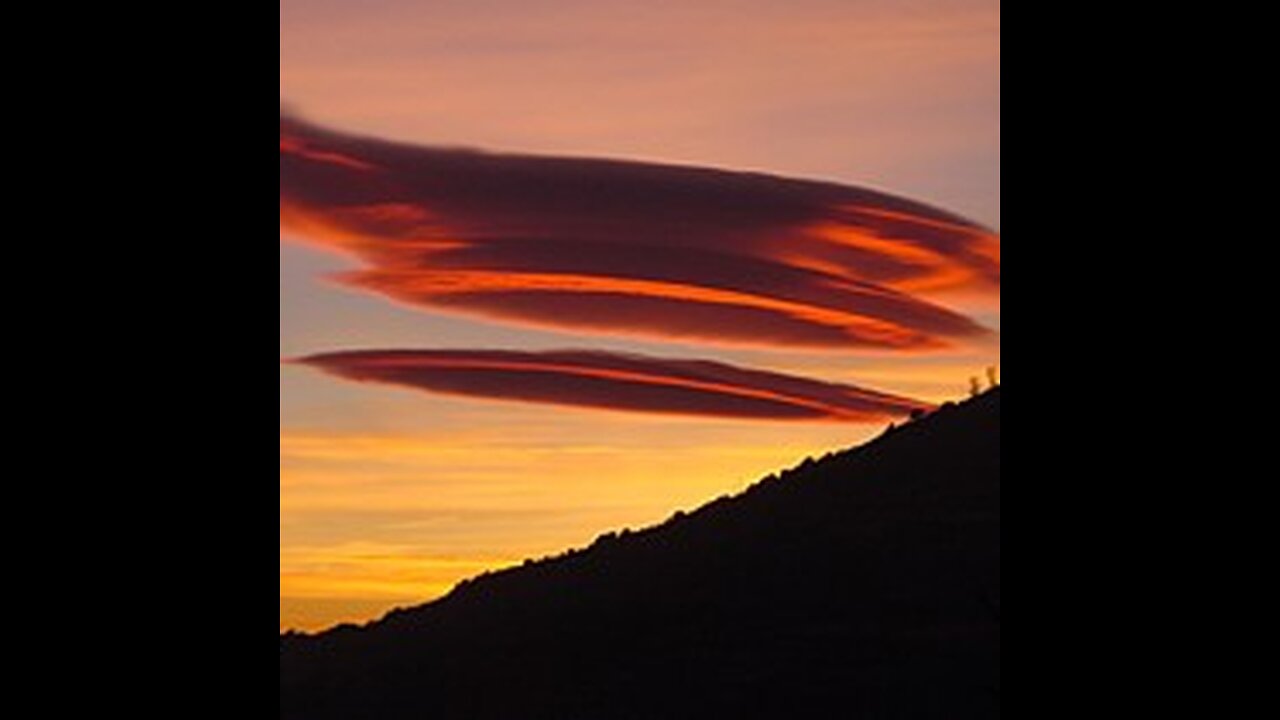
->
[280, 0, 1000, 632]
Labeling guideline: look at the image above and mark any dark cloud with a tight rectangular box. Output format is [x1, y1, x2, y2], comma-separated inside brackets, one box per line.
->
[281, 114, 998, 350]
[295, 349, 934, 422]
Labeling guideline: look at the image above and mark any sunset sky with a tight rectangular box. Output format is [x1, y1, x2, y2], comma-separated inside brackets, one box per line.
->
[280, 0, 1000, 632]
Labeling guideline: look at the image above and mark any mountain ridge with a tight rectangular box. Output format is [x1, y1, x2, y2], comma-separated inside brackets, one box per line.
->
[281, 387, 1000, 719]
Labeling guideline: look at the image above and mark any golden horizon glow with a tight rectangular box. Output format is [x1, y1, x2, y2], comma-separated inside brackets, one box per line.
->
[279, 418, 910, 631]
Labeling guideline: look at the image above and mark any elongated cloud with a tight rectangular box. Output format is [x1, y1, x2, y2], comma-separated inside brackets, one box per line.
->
[294, 349, 933, 422]
[281, 114, 998, 350]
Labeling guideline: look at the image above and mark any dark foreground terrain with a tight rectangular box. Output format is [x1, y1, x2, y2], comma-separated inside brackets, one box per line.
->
[281, 389, 1001, 719]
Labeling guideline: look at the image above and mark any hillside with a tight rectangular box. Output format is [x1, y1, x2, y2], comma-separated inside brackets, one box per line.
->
[280, 388, 1001, 719]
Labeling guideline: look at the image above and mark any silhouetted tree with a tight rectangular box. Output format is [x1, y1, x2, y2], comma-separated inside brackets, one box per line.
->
[986, 365, 999, 389]
[969, 376, 982, 397]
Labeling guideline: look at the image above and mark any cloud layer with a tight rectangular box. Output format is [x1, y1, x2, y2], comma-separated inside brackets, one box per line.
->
[281, 114, 998, 351]
[295, 349, 934, 422]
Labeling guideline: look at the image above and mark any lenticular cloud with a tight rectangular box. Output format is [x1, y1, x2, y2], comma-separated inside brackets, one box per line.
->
[281, 114, 998, 351]
[295, 349, 934, 422]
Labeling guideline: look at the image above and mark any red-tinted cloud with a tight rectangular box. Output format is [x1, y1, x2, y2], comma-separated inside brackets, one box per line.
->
[281, 114, 998, 350]
[295, 349, 933, 422]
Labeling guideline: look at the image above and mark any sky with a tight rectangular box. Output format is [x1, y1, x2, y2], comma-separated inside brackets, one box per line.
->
[280, 0, 1000, 632]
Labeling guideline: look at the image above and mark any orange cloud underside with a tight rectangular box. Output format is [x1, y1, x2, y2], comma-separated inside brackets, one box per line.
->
[281, 201, 956, 351]
[808, 217, 999, 293]
[350, 269, 942, 350]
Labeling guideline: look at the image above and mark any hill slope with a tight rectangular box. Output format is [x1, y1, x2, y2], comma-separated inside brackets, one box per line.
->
[280, 388, 1001, 719]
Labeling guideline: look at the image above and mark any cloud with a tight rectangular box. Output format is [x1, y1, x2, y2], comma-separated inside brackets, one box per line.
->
[293, 349, 934, 422]
[281, 114, 998, 351]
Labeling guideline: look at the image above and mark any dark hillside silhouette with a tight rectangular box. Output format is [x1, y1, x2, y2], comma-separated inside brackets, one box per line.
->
[280, 388, 1001, 719]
